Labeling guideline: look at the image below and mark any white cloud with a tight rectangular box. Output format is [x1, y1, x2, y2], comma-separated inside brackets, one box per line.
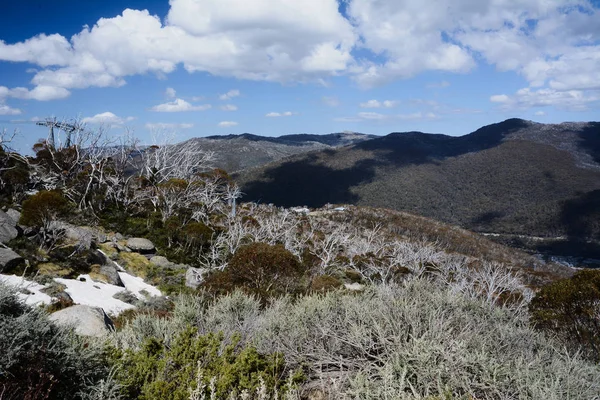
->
[322, 96, 339, 107]
[0, 85, 70, 101]
[265, 111, 294, 117]
[150, 98, 211, 112]
[219, 90, 240, 101]
[534, 111, 546, 116]
[220, 104, 238, 111]
[165, 87, 176, 98]
[0, 104, 22, 115]
[82, 111, 134, 125]
[359, 99, 397, 108]
[490, 94, 510, 103]
[490, 88, 600, 111]
[0, 0, 598, 113]
[336, 110, 438, 123]
[357, 111, 386, 120]
[218, 121, 238, 127]
[145, 122, 194, 130]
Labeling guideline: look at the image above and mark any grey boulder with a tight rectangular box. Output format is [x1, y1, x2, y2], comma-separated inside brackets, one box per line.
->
[6, 209, 21, 225]
[49, 305, 115, 337]
[0, 211, 18, 244]
[0, 248, 23, 272]
[126, 238, 155, 253]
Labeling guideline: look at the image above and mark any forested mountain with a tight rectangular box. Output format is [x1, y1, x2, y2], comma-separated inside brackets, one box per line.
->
[237, 119, 600, 263]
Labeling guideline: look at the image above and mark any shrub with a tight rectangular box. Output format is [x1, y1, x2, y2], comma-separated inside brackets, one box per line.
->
[0, 282, 109, 399]
[310, 275, 343, 293]
[113, 327, 287, 399]
[203, 242, 307, 302]
[529, 269, 600, 362]
[20, 190, 71, 228]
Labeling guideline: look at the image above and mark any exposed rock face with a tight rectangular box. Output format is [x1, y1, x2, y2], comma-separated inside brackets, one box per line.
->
[0, 211, 18, 244]
[185, 267, 207, 289]
[48, 222, 107, 249]
[6, 209, 21, 225]
[0, 248, 23, 272]
[49, 305, 115, 337]
[126, 238, 155, 253]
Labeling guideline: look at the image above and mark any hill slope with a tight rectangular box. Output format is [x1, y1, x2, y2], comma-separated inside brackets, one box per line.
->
[237, 119, 600, 263]
[175, 131, 374, 172]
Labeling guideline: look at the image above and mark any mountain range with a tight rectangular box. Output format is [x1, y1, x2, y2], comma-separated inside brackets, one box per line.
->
[231, 119, 600, 265]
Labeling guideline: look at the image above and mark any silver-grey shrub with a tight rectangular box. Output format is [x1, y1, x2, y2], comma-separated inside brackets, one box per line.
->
[112, 280, 600, 399]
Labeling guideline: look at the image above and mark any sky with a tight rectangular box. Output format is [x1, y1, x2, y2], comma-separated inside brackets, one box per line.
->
[0, 0, 599, 152]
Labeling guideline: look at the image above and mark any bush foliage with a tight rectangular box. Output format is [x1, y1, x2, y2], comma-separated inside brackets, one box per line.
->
[529, 269, 600, 362]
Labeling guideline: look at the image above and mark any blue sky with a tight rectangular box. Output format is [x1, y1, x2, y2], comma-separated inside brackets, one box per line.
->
[1, 0, 599, 152]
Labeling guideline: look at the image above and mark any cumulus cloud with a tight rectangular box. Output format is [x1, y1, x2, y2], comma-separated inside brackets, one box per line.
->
[145, 122, 194, 130]
[266, 111, 294, 117]
[150, 98, 211, 112]
[0, 104, 22, 115]
[0, 85, 70, 101]
[82, 112, 135, 125]
[0, 0, 599, 113]
[219, 90, 240, 101]
[218, 121, 238, 127]
[220, 104, 238, 111]
[165, 87, 176, 98]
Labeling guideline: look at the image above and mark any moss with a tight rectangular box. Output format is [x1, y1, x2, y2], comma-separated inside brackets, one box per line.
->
[98, 242, 119, 259]
[36, 262, 71, 278]
[119, 252, 153, 279]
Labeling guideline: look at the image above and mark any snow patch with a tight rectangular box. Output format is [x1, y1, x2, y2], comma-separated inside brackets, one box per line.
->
[55, 275, 135, 315]
[118, 272, 162, 300]
[0, 274, 53, 306]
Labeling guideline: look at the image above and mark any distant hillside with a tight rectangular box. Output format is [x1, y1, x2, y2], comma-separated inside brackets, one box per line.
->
[175, 132, 375, 172]
[237, 119, 600, 264]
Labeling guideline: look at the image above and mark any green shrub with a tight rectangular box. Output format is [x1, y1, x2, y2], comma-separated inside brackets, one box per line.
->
[20, 190, 71, 228]
[203, 242, 307, 302]
[529, 269, 600, 362]
[0, 282, 109, 400]
[113, 327, 287, 399]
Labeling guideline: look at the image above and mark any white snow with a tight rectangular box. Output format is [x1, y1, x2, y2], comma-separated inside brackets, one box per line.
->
[2, 269, 162, 316]
[55, 275, 135, 315]
[118, 272, 162, 300]
[0, 274, 53, 306]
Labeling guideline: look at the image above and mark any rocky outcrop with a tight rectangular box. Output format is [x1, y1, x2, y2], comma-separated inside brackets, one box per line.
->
[0, 248, 23, 272]
[6, 209, 21, 225]
[0, 211, 18, 244]
[185, 267, 207, 289]
[126, 238, 155, 253]
[49, 305, 115, 337]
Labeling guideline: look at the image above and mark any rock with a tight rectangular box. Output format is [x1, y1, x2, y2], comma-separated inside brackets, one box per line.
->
[49, 305, 115, 337]
[0, 211, 18, 244]
[185, 267, 207, 289]
[126, 238, 155, 253]
[0, 248, 23, 272]
[98, 264, 124, 287]
[48, 222, 106, 249]
[115, 233, 124, 241]
[6, 209, 21, 225]
[150, 256, 173, 268]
